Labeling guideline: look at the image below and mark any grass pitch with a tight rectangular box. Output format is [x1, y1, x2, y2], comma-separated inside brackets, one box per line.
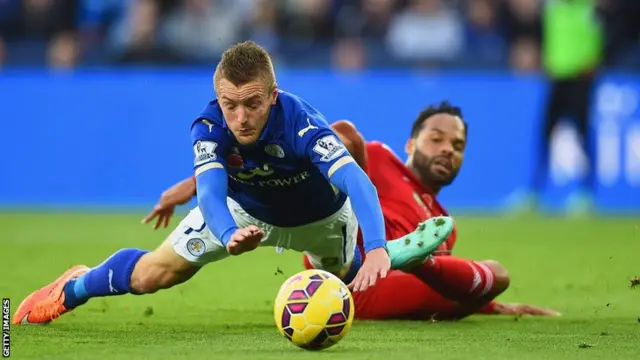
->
[1, 212, 639, 359]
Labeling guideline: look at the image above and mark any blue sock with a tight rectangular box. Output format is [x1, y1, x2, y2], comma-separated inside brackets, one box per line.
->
[342, 248, 363, 285]
[63, 248, 148, 309]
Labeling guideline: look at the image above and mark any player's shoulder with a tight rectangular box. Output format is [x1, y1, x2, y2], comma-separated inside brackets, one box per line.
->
[193, 99, 224, 128]
[277, 90, 327, 126]
[366, 141, 401, 160]
[190, 99, 231, 142]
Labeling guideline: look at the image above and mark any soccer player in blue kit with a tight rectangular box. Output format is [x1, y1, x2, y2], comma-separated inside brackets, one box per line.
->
[13, 41, 453, 325]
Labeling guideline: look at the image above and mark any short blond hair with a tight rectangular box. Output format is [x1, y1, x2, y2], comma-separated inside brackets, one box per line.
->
[214, 41, 276, 91]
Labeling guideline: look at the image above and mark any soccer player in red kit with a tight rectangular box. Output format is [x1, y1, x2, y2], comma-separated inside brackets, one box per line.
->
[302, 102, 559, 320]
[144, 101, 558, 320]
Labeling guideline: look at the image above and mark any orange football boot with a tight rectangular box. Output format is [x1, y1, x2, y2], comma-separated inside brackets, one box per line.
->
[13, 265, 90, 325]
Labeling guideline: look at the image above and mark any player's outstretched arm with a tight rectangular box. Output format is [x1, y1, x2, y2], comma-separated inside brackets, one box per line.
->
[191, 120, 263, 255]
[298, 113, 388, 292]
[330, 160, 390, 292]
[142, 176, 197, 229]
[478, 301, 560, 316]
[330, 120, 368, 170]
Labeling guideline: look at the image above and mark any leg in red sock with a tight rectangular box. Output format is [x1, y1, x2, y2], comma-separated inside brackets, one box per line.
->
[351, 270, 451, 320]
[410, 256, 510, 318]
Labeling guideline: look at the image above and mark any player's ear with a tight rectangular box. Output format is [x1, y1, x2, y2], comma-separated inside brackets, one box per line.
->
[405, 138, 415, 155]
[271, 85, 279, 105]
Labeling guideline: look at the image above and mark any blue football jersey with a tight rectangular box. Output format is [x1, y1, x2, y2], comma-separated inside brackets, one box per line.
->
[190, 90, 352, 227]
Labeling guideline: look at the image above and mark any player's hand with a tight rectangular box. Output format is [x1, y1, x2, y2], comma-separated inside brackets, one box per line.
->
[348, 247, 390, 292]
[494, 302, 561, 317]
[226, 225, 264, 256]
[142, 177, 196, 229]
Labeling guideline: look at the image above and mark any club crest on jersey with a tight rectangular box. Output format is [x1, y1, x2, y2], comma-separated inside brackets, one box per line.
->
[186, 238, 206, 257]
[313, 135, 345, 162]
[265, 144, 285, 158]
[193, 141, 217, 166]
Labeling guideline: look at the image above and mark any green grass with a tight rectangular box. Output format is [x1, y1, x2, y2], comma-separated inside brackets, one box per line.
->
[1, 212, 639, 359]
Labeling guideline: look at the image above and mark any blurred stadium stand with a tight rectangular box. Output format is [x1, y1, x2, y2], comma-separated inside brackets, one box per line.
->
[0, 0, 638, 70]
[0, 0, 639, 215]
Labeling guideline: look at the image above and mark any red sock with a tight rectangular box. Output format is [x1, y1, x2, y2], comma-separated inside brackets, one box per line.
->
[411, 256, 496, 302]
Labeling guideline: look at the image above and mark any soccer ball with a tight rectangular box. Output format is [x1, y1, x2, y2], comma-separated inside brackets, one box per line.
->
[274, 269, 354, 351]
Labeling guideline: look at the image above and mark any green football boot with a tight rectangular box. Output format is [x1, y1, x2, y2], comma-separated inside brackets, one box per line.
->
[386, 216, 454, 269]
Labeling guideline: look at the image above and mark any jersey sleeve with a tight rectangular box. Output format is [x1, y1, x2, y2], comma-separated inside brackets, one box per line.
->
[365, 141, 398, 177]
[191, 118, 233, 175]
[190, 118, 238, 246]
[294, 111, 387, 253]
[294, 111, 354, 178]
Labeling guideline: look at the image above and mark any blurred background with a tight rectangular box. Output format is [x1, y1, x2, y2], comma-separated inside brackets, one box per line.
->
[0, 0, 639, 215]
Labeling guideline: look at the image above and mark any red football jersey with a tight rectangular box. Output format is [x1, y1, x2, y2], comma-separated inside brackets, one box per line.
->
[363, 141, 456, 254]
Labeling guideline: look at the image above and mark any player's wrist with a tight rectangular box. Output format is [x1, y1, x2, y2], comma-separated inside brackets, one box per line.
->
[220, 226, 238, 248]
[479, 301, 500, 314]
[363, 239, 387, 254]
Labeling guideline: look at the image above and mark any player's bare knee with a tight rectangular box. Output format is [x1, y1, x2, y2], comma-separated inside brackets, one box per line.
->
[480, 260, 510, 293]
[130, 247, 198, 294]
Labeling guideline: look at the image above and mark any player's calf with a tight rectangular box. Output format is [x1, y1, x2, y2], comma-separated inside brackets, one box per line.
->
[413, 256, 510, 302]
[477, 259, 510, 297]
[129, 241, 199, 294]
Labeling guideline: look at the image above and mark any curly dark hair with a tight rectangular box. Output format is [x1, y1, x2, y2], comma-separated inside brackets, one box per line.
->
[410, 101, 467, 138]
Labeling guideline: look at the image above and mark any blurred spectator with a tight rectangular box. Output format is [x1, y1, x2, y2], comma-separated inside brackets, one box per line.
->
[0, 0, 80, 68]
[464, 0, 507, 67]
[245, 0, 279, 54]
[109, 0, 183, 65]
[598, 0, 640, 69]
[500, 0, 542, 72]
[48, 31, 79, 69]
[276, 0, 336, 42]
[332, 37, 367, 71]
[162, 0, 251, 63]
[358, 0, 399, 39]
[509, 36, 539, 71]
[386, 0, 464, 66]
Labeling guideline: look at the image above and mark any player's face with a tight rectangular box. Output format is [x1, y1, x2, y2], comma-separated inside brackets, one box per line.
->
[406, 113, 466, 189]
[217, 78, 278, 145]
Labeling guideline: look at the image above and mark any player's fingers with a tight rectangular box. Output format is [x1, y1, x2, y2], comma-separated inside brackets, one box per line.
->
[234, 230, 249, 240]
[380, 267, 388, 279]
[367, 271, 377, 289]
[251, 233, 263, 244]
[535, 308, 561, 316]
[154, 214, 163, 230]
[354, 276, 365, 292]
[226, 240, 239, 255]
[163, 210, 173, 228]
[141, 209, 158, 224]
[348, 273, 362, 292]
